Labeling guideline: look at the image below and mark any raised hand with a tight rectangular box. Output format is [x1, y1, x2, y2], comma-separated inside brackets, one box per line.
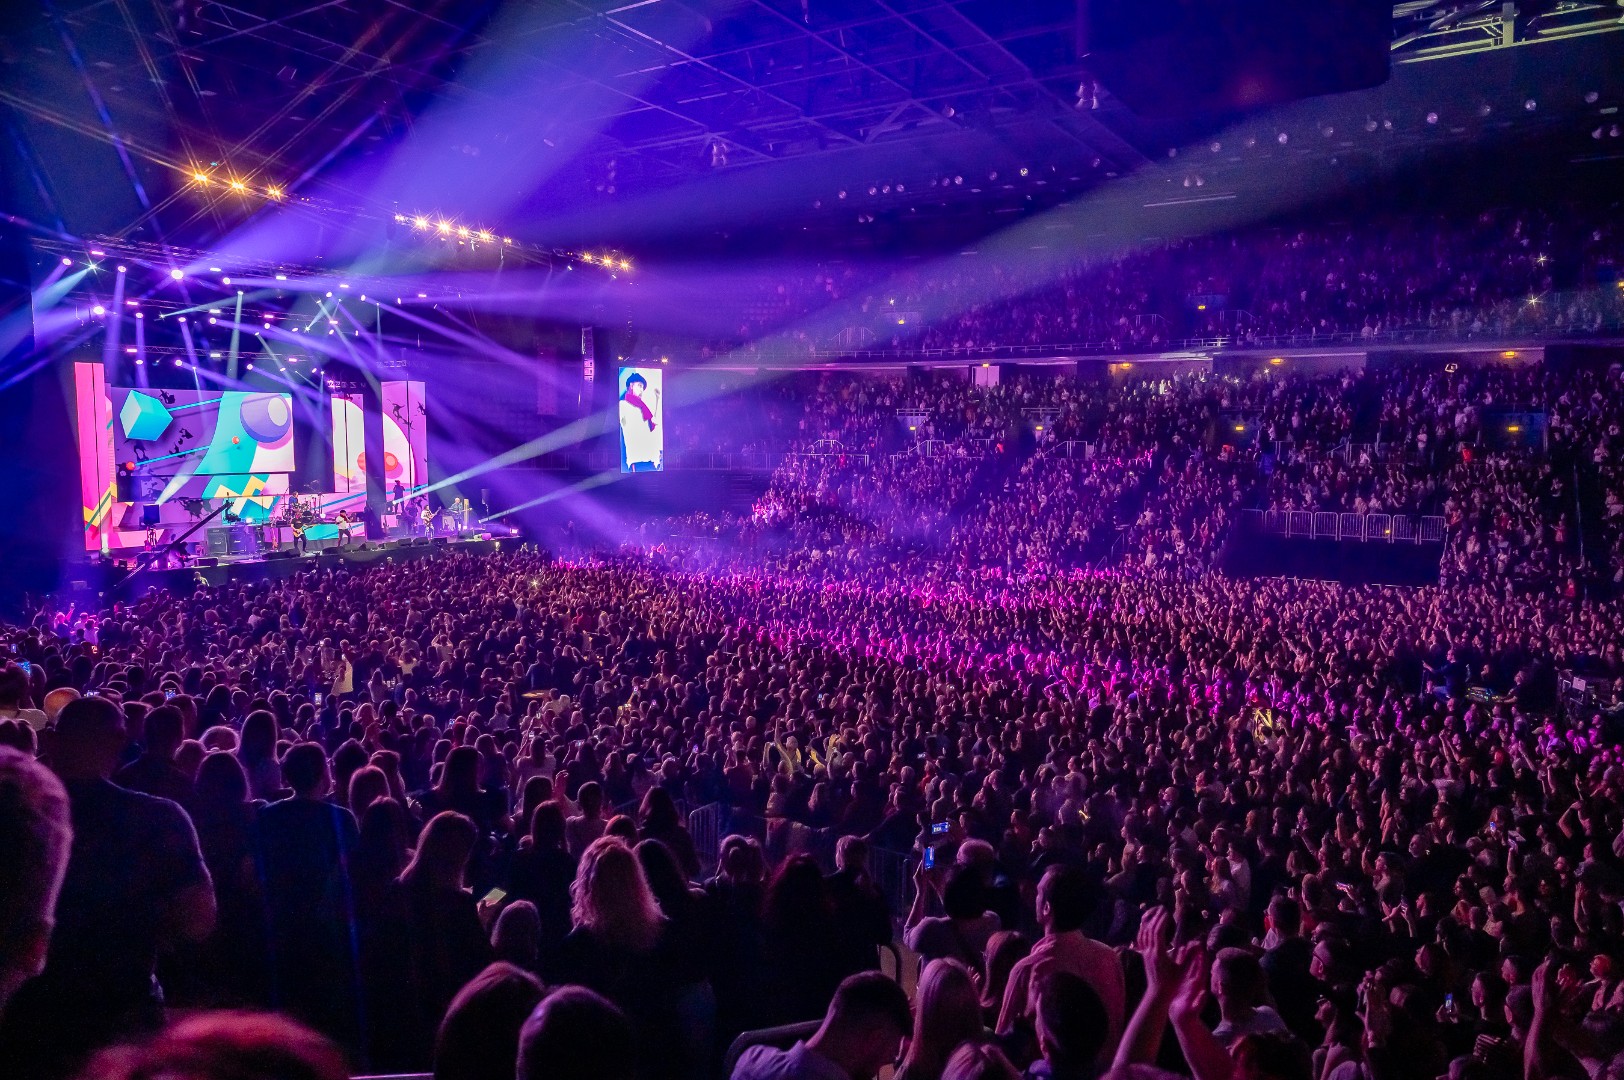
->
[1168, 943, 1209, 1025]
[1135, 907, 1178, 996]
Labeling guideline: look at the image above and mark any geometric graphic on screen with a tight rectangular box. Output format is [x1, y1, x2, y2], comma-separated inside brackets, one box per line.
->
[381, 380, 428, 492]
[113, 388, 295, 475]
[331, 392, 420, 492]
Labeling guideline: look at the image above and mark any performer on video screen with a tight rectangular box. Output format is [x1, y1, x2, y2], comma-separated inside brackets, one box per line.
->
[619, 371, 662, 472]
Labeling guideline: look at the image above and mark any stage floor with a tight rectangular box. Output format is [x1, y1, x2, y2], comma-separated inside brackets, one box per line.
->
[81, 533, 505, 600]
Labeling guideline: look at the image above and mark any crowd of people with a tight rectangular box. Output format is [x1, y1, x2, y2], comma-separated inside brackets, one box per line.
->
[664, 359, 1622, 594]
[646, 203, 1624, 361]
[3, 349, 1624, 1080]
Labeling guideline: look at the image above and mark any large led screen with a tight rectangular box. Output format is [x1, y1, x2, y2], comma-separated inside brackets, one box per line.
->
[617, 366, 663, 473]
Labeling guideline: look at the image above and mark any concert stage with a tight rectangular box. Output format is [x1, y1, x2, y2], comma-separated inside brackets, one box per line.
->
[79, 534, 505, 601]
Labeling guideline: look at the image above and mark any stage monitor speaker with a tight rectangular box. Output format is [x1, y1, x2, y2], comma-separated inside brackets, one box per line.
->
[266, 550, 297, 561]
[140, 503, 161, 526]
[1078, 0, 1390, 117]
[116, 470, 138, 503]
[194, 557, 219, 568]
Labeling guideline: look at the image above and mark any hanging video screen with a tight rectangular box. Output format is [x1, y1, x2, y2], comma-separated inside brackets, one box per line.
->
[617, 366, 664, 473]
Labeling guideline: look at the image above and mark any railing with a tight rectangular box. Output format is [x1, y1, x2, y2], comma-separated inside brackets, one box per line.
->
[1338, 442, 1424, 467]
[1040, 440, 1096, 460]
[703, 321, 1624, 364]
[664, 449, 781, 471]
[686, 802, 915, 925]
[1248, 508, 1447, 542]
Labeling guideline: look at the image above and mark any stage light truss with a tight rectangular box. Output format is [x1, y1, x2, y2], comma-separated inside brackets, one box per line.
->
[176, 164, 627, 272]
[1390, 0, 1624, 62]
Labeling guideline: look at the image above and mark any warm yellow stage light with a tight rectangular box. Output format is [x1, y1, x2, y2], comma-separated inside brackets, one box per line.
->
[192, 171, 209, 183]
[437, 221, 452, 234]
[229, 179, 247, 192]
[413, 216, 429, 230]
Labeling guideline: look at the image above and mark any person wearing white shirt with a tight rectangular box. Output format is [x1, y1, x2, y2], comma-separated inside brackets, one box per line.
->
[619, 372, 662, 472]
[731, 972, 911, 1080]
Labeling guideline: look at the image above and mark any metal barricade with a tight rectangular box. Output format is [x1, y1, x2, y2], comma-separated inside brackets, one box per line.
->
[1392, 516, 1416, 542]
[689, 802, 724, 867]
[1419, 516, 1446, 542]
[1287, 511, 1312, 537]
[1264, 510, 1287, 535]
[1368, 513, 1392, 541]
[867, 846, 914, 930]
[1339, 513, 1363, 541]
[1313, 512, 1338, 539]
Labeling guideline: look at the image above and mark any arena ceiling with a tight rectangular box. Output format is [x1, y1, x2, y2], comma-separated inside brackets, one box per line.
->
[4, 0, 1623, 253]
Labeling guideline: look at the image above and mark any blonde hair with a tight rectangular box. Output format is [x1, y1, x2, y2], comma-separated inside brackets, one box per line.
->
[894, 959, 984, 1080]
[401, 811, 477, 891]
[941, 1040, 1022, 1080]
[570, 836, 665, 952]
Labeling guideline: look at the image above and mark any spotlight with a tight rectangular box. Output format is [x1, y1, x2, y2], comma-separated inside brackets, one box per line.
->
[90, 250, 104, 256]
[246, 363, 254, 370]
[222, 277, 231, 285]
[393, 214, 406, 223]
[92, 305, 105, 316]
[456, 226, 469, 238]
[192, 171, 208, 183]
[1426, 112, 1439, 125]
[229, 178, 247, 192]
[619, 260, 630, 271]
[170, 268, 184, 280]
[267, 186, 283, 199]
[275, 274, 287, 281]
[208, 318, 217, 325]
[582, 254, 594, 264]
[61, 257, 72, 266]
[135, 312, 143, 320]
[1277, 132, 1288, 144]
[1524, 98, 1536, 111]
[502, 238, 511, 244]
[125, 347, 136, 354]
[173, 358, 183, 367]
[413, 216, 428, 230]
[477, 230, 492, 242]
[436, 221, 451, 234]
